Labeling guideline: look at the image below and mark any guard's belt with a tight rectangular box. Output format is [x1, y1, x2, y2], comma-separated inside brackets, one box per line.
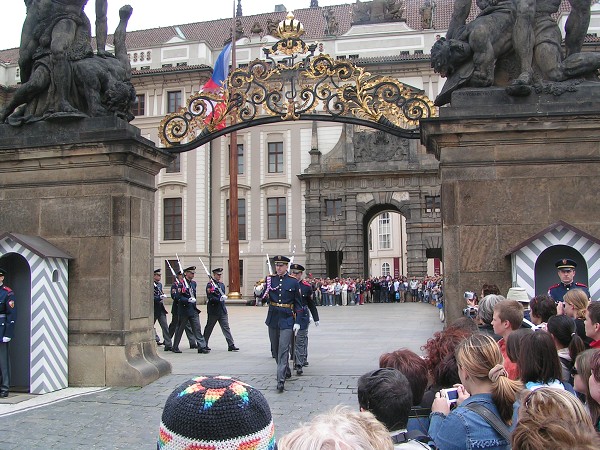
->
[0, 314, 6, 318]
[270, 302, 293, 309]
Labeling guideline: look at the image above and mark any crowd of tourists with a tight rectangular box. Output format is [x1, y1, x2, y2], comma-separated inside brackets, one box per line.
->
[158, 282, 600, 449]
[254, 274, 444, 307]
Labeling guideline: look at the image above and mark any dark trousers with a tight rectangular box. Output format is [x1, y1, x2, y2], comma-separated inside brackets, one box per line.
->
[294, 328, 309, 368]
[269, 326, 292, 384]
[169, 302, 195, 347]
[204, 313, 234, 347]
[0, 342, 10, 392]
[172, 313, 207, 350]
[154, 312, 172, 347]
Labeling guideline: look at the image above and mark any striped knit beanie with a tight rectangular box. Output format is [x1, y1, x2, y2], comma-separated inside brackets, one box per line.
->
[158, 375, 275, 450]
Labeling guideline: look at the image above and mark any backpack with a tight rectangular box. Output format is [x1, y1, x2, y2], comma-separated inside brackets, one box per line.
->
[391, 430, 432, 448]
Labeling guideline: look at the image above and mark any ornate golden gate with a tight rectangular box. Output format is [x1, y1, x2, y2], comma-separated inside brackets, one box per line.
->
[159, 13, 437, 152]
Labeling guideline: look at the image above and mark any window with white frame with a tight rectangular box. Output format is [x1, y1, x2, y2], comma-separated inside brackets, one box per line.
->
[378, 212, 391, 249]
[382, 262, 391, 277]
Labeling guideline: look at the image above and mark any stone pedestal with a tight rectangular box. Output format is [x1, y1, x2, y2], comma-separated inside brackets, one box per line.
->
[0, 117, 173, 386]
[421, 85, 600, 324]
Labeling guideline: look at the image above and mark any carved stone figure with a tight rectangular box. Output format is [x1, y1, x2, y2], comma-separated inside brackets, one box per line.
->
[420, 0, 435, 29]
[385, 0, 405, 21]
[324, 8, 340, 35]
[266, 18, 279, 36]
[2, 2, 135, 124]
[432, 0, 600, 104]
[250, 21, 263, 35]
[354, 130, 409, 162]
[353, 0, 371, 24]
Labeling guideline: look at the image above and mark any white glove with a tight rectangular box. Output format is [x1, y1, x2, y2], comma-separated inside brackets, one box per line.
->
[161, 293, 167, 298]
[314, 321, 319, 327]
[188, 297, 197, 303]
[220, 295, 228, 302]
[293, 323, 300, 335]
[2, 337, 10, 343]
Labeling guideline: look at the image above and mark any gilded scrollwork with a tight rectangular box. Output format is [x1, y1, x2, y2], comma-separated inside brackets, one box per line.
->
[158, 12, 436, 147]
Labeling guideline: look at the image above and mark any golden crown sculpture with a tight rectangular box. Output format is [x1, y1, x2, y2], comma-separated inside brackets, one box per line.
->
[277, 12, 305, 39]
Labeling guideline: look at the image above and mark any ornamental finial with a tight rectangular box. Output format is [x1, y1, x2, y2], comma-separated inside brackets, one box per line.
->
[277, 12, 305, 39]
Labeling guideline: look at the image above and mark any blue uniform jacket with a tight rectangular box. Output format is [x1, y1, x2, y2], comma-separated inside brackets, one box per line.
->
[206, 280, 227, 316]
[174, 279, 199, 317]
[264, 273, 302, 329]
[153, 281, 168, 318]
[548, 282, 590, 303]
[0, 285, 16, 340]
[297, 280, 319, 330]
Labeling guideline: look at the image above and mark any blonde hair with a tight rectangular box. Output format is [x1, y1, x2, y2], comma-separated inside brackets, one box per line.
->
[455, 334, 523, 423]
[277, 405, 393, 450]
[575, 349, 600, 425]
[512, 387, 600, 449]
[563, 289, 589, 319]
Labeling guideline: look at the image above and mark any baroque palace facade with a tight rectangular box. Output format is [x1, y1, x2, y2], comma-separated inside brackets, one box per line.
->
[2, 1, 599, 296]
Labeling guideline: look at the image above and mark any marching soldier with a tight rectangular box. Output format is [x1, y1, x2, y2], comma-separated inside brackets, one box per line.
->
[548, 258, 590, 304]
[203, 268, 239, 352]
[289, 263, 319, 375]
[0, 268, 16, 398]
[263, 255, 302, 393]
[168, 271, 197, 349]
[153, 269, 172, 351]
[171, 266, 210, 354]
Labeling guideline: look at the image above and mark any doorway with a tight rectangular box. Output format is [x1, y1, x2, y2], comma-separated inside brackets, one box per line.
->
[0, 253, 31, 392]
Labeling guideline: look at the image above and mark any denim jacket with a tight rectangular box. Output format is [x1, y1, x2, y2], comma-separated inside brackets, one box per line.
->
[428, 393, 510, 450]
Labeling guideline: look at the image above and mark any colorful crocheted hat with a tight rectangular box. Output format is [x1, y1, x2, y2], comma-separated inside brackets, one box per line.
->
[158, 375, 275, 450]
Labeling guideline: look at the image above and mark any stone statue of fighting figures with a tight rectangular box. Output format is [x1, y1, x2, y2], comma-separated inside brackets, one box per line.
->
[431, 0, 600, 105]
[1, 0, 135, 124]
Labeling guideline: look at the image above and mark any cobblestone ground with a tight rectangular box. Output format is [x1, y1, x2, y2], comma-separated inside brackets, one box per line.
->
[0, 302, 442, 449]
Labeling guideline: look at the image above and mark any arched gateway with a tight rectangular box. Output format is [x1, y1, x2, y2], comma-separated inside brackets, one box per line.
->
[159, 13, 440, 280]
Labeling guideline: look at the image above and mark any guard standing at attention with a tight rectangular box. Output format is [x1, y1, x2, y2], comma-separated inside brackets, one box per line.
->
[203, 268, 239, 352]
[289, 263, 319, 375]
[171, 266, 210, 354]
[0, 268, 16, 398]
[168, 271, 197, 349]
[548, 258, 590, 303]
[153, 269, 172, 351]
[263, 255, 302, 393]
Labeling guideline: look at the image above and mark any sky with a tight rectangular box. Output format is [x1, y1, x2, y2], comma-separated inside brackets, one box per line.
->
[0, 0, 352, 50]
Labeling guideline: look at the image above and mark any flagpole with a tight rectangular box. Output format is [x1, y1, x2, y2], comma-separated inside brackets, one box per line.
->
[228, 0, 241, 299]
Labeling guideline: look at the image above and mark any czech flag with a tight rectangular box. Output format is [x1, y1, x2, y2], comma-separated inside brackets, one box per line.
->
[202, 42, 232, 130]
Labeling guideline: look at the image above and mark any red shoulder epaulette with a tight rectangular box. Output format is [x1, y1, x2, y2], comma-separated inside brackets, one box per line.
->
[1, 286, 12, 293]
[575, 282, 588, 288]
[301, 280, 311, 286]
[548, 283, 560, 290]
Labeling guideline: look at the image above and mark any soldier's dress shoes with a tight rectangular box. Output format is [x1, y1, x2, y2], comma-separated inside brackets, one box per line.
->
[171, 348, 182, 353]
[0, 391, 8, 398]
[198, 347, 210, 354]
[164, 346, 172, 352]
[277, 383, 284, 393]
[228, 345, 239, 351]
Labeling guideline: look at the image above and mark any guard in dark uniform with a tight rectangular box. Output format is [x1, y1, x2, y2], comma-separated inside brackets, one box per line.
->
[289, 263, 319, 375]
[168, 271, 196, 349]
[171, 266, 210, 354]
[153, 269, 172, 351]
[263, 255, 302, 392]
[548, 258, 590, 303]
[0, 268, 16, 398]
[203, 268, 239, 352]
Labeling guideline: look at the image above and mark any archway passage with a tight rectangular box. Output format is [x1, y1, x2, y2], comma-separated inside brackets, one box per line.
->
[364, 207, 406, 279]
[158, 14, 436, 152]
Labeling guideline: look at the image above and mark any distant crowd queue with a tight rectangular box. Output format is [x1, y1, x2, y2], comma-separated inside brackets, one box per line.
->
[254, 274, 444, 307]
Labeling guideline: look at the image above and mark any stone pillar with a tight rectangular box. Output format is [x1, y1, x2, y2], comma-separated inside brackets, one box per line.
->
[0, 117, 173, 387]
[421, 86, 600, 324]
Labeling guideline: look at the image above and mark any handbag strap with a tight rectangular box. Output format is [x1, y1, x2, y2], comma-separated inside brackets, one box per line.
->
[463, 402, 511, 443]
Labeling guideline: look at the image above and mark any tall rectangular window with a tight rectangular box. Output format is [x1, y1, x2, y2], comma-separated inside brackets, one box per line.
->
[228, 144, 244, 175]
[268, 142, 284, 173]
[133, 94, 145, 116]
[425, 195, 441, 213]
[166, 154, 180, 173]
[165, 260, 178, 286]
[267, 197, 286, 239]
[167, 91, 182, 113]
[226, 198, 246, 241]
[325, 199, 342, 217]
[378, 212, 391, 249]
[163, 198, 182, 240]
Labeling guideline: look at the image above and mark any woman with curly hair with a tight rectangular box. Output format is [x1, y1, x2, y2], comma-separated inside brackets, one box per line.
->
[428, 334, 523, 450]
[512, 387, 600, 449]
